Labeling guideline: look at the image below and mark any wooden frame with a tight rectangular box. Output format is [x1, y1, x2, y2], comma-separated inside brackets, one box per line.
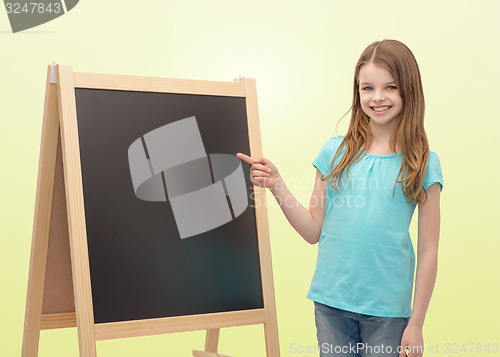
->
[22, 65, 280, 356]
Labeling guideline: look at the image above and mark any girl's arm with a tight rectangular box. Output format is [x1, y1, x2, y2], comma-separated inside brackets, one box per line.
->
[410, 182, 441, 328]
[236, 154, 326, 244]
[269, 168, 326, 244]
[400, 182, 441, 357]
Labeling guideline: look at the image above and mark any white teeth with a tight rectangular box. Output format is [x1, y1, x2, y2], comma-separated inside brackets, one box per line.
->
[372, 106, 391, 112]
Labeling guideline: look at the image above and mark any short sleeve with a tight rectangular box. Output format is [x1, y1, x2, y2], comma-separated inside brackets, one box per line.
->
[312, 136, 342, 176]
[423, 151, 444, 192]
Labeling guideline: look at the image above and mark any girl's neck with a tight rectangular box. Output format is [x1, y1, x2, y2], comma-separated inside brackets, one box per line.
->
[365, 121, 401, 155]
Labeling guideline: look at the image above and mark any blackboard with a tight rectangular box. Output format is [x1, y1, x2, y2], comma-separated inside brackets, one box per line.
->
[74, 88, 264, 324]
[23, 66, 279, 356]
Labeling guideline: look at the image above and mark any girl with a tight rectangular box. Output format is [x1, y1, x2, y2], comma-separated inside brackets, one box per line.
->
[237, 39, 443, 357]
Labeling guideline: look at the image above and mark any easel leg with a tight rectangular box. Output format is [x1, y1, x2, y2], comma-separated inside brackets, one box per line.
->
[205, 328, 220, 353]
[22, 70, 60, 356]
[264, 319, 280, 357]
[56, 64, 97, 357]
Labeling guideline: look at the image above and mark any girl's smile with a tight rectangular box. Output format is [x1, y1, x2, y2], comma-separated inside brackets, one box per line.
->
[370, 105, 392, 114]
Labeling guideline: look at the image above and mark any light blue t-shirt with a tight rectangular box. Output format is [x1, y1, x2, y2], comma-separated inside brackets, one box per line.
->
[307, 136, 443, 318]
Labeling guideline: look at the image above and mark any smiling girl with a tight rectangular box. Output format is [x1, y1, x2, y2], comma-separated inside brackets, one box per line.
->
[238, 39, 443, 357]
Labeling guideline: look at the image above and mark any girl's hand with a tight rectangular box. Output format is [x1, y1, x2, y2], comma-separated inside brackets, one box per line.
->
[399, 323, 424, 357]
[236, 153, 281, 190]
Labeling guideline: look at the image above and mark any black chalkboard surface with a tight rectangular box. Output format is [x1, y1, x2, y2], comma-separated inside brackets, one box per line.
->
[74, 88, 263, 324]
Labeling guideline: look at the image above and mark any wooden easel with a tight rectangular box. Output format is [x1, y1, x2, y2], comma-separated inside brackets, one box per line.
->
[22, 64, 280, 356]
[193, 350, 233, 357]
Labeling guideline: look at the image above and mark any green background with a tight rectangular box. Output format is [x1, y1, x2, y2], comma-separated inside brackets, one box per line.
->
[1, 0, 499, 356]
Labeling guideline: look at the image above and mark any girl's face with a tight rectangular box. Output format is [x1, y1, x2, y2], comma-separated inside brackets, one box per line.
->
[358, 62, 403, 128]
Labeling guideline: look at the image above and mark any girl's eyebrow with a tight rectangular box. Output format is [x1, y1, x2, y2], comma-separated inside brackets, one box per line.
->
[360, 81, 396, 85]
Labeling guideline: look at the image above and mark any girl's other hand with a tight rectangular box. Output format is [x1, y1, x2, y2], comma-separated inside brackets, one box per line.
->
[236, 153, 282, 190]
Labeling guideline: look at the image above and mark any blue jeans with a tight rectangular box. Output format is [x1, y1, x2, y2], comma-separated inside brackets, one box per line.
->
[314, 301, 409, 357]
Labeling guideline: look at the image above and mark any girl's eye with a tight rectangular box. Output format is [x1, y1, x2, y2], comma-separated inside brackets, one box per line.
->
[361, 86, 397, 91]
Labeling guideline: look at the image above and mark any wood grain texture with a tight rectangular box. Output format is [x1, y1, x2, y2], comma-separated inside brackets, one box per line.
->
[41, 312, 77, 330]
[193, 350, 233, 357]
[56, 64, 97, 357]
[205, 328, 220, 353]
[73, 72, 246, 97]
[242, 77, 281, 357]
[94, 309, 267, 341]
[22, 66, 60, 357]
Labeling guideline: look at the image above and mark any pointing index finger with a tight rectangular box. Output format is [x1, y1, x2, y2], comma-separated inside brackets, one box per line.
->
[236, 153, 254, 165]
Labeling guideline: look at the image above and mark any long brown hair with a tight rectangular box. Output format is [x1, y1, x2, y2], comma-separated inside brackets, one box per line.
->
[323, 39, 430, 205]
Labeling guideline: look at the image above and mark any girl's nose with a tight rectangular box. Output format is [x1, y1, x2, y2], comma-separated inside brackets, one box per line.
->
[373, 90, 385, 101]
